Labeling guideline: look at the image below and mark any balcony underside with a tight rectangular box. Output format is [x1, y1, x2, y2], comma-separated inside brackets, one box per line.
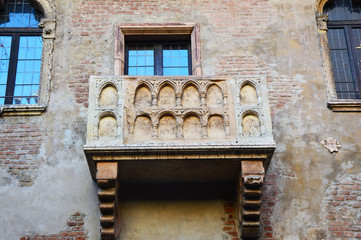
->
[84, 144, 275, 182]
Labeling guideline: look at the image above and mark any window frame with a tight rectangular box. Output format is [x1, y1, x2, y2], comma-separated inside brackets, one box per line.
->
[0, 0, 56, 116]
[115, 23, 201, 76]
[316, 1, 361, 111]
[124, 39, 192, 76]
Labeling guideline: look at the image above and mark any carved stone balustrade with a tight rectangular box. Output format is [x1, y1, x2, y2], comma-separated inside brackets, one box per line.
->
[84, 75, 275, 240]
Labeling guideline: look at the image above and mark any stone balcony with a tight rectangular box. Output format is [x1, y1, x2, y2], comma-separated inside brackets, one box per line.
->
[84, 75, 275, 239]
[85, 75, 274, 146]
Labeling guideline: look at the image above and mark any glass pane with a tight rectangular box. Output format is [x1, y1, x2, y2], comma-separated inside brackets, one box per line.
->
[324, 0, 361, 21]
[179, 68, 189, 75]
[128, 67, 137, 75]
[18, 36, 43, 60]
[146, 56, 154, 65]
[0, 84, 6, 97]
[145, 67, 154, 75]
[12, 36, 42, 104]
[129, 56, 136, 66]
[163, 67, 189, 76]
[137, 56, 146, 66]
[137, 67, 145, 75]
[127, 44, 154, 75]
[163, 44, 189, 76]
[328, 28, 357, 99]
[0, 36, 11, 98]
[0, 0, 44, 28]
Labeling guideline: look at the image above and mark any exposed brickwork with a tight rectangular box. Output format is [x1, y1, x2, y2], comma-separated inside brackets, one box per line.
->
[323, 173, 361, 240]
[0, 121, 43, 186]
[20, 212, 89, 240]
[68, 0, 276, 107]
[260, 173, 278, 240]
[71, 0, 276, 38]
[221, 201, 240, 240]
[216, 55, 302, 114]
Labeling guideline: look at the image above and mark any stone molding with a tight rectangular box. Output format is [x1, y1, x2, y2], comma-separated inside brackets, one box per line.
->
[115, 23, 201, 75]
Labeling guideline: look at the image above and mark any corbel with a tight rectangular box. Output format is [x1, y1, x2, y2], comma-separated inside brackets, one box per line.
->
[39, 18, 56, 39]
[316, 14, 328, 31]
[240, 160, 265, 239]
[96, 162, 119, 240]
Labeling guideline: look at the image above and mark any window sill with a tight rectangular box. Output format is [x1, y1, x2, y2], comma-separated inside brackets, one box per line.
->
[0, 104, 46, 116]
[327, 100, 361, 112]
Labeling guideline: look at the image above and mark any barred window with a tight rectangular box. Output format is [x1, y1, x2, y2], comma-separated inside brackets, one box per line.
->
[324, 0, 361, 99]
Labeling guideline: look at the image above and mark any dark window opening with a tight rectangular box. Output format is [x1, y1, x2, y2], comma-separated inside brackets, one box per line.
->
[125, 35, 192, 76]
[324, 0, 361, 99]
[0, 0, 44, 105]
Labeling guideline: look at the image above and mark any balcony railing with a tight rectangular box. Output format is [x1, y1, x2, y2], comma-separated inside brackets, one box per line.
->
[85, 75, 274, 148]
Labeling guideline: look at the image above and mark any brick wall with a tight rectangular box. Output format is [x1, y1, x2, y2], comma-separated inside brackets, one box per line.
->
[216, 54, 302, 114]
[260, 173, 278, 240]
[20, 212, 89, 240]
[0, 121, 43, 186]
[323, 173, 361, 239]
[68, 0, 277, 107]
[222, 201, 240, 240]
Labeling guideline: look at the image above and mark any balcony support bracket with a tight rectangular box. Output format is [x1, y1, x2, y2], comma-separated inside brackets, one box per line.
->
[239, 160, 265, 240]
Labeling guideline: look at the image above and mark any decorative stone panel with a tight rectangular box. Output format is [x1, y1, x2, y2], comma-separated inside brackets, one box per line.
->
[86, 76, 274, 147]
[86, 76, 124, 146]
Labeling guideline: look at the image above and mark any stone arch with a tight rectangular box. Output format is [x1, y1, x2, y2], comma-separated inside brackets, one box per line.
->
[207, 115, 226, 138]
[134, 115, 152, 141]
[316, 0, 361, 13]
[182, 83, 200, 107]
[98, 112, 117, 138]
[158, 114, 177, 140]
[183, 113, 202, 139]
[240, 82, 258, 105]
[158, 83, 176, 107]
[99, 84, 119, 107]
[30, 0, 54, 18]
[206, 84, 223, 107]
[134, 84, 152, 108]
[316, 0, 329, 13]
[242, 112, 261, 137]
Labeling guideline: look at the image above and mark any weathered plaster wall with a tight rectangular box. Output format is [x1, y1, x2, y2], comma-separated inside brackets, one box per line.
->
[119, 201, 228, 239]
[0, 0, 360, 239]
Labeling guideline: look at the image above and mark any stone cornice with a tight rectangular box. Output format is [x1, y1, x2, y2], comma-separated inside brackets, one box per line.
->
[327, 100, 361, 112]
[0, 105, 46, 116]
